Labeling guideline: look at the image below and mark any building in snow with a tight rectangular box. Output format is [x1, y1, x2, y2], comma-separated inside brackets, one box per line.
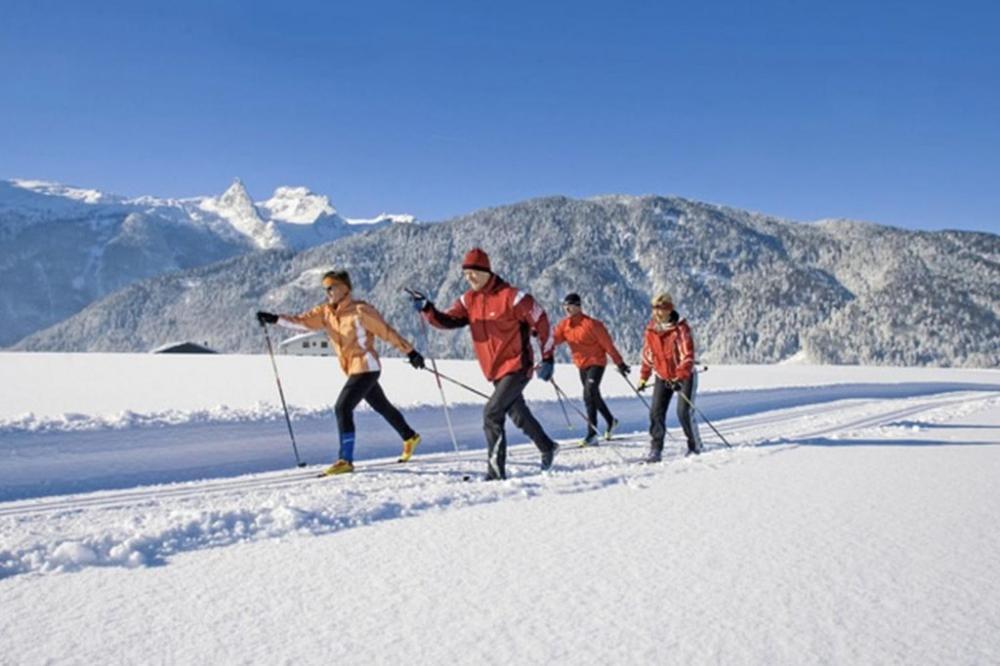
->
[151, 341, 218, 354]
[278, 331, 333, 356]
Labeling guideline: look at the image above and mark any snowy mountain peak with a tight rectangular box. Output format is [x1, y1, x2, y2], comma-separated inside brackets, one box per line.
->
[217, 178, 255, 213]
[199, 178, 283, 250]
[259, 186, 338, 225]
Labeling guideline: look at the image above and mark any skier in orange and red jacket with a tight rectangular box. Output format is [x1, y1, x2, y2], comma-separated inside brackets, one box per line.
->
[638, 291, 702, 462]
[412, 248, 559, 480]
[552, 292, 629, 446]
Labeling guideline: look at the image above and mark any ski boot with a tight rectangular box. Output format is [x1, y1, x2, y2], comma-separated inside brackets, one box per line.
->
[541, 443, 560, 471]
[604, 418, 619, 441]
[321, 459, 355, 476]
[398, 434, 421, 462]
[644, 447, 663, 464]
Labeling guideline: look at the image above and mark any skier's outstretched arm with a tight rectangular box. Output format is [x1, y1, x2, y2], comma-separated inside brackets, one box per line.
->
[422, 296, 470, 330]
[257, 305, 325, 331]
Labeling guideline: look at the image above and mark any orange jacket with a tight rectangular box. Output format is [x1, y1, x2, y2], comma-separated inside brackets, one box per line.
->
[281, 297, 413, 376]
[640, 317, 695, 382]
[553, 314, 624, 369]
[423, 274, 553, 382]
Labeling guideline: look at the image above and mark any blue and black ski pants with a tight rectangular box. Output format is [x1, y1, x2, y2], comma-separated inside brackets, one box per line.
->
[334, 370, 416, 462]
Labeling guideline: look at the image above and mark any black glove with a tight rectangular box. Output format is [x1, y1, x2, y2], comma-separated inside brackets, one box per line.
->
[617, 363, 630, 376]
[669, 380, 684, 392]
[407, 349, 425, 369]
[536, 358, 554, 382]
[256, 311, 279, 325]
[636, 378, 649, 392]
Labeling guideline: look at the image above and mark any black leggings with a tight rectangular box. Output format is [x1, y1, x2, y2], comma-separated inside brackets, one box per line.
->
[648, 375, 701, 453]
[335, 371, 416, 440]
[579, 365, 615, 437]
[483, 370, 558, 480]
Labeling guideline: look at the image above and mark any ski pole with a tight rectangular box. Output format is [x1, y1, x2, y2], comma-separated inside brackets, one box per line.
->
[551, 380, 596, 431]
[402, 288, 493, 402]
[550, 380, 574, 429]
[260, 323, 306, 468]
[551, 379, 636, 468]
[673, 385, 732, 448]
[405, 293, 462, 457]
[421, 367, 492, 400]
[620, 372, 675, 442]
[621, 373, 651, 410]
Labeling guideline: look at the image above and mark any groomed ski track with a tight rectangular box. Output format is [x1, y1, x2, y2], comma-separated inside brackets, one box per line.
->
[2, 387, 997, 579]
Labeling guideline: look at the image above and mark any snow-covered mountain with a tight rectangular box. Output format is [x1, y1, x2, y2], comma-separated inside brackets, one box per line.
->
[13, 195, 999, 367]
[0, 178, 413, 346]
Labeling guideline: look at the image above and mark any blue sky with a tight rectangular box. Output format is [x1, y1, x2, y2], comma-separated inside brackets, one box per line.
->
[1, 0, 997, 232]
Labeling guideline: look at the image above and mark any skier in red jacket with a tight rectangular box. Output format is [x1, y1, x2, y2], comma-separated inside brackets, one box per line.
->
[412, 248, 559, 480]
[638, 292, 702, 462]
[553, 292, 630, 446]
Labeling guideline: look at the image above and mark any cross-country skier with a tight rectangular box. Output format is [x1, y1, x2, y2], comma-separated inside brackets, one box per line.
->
[256, 270, 425, 475]
[552, 292, 630, 446]
[410, 248, 559, 480]
[637, 292, 702, 462]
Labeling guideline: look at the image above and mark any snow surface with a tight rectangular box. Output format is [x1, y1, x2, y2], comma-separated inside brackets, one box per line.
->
[1, 354, 999, 664]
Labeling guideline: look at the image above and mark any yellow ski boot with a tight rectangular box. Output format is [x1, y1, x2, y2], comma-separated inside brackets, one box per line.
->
[321, 459, 355, 476]
[398, 434, 421, 462]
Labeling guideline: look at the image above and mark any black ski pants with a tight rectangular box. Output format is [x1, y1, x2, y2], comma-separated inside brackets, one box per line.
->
[483, 369, 558, 480]
[579, 365, 615, 438]
[334, 370, 416, 442]
[648, 375, 702, 454]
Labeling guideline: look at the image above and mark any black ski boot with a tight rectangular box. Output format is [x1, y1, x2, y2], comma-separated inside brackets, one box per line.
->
[541, 443, 559, 471]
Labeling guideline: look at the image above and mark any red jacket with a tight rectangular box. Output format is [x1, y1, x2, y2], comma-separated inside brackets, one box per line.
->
[424, 275, 554, 381]
[640, 316, 695, 382]
[553, 314, 624, 369]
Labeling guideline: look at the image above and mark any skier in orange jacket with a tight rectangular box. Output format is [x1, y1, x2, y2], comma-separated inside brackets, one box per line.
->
[256, 270, 424, 475]
[552, 293, 630, 446]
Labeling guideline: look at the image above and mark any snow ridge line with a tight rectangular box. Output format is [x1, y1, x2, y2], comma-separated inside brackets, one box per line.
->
[0, 403, 335, 435]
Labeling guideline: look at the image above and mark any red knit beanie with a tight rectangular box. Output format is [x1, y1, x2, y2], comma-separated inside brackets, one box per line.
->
[462, 247, 491, 272]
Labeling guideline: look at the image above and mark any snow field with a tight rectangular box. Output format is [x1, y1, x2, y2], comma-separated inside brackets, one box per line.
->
[3, 404, 999, 663]
[1, 354, 999, 664]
